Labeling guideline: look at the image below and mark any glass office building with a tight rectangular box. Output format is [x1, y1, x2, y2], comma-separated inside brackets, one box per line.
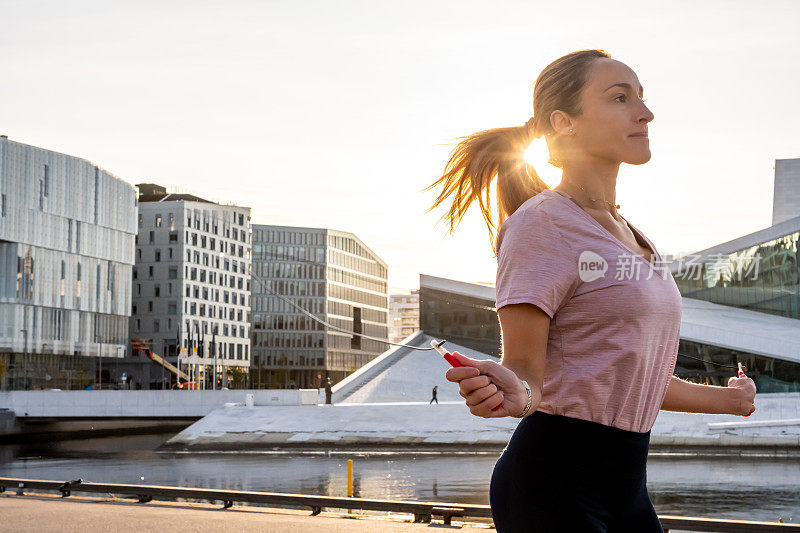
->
[673, 220, 799, 319]
[250, 225, 389, 388]
[419, 274, 500, 357]
[0, 136, 136, 390]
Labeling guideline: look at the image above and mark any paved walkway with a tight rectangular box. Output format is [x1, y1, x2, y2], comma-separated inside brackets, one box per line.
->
[1, 493, 493, 532]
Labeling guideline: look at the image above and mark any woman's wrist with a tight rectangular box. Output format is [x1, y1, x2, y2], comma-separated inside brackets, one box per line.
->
[726, 386, 748, 416]
[512, 380, 532, 418]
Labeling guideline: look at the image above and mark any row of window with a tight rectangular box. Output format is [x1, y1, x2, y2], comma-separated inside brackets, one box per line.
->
[184, 284, 247, 306]
[253, 229, 323, 246]
[133, 263, 248, 292]
[17, 256, 116, 304]
[253, 261, 324, 280]
[329, 249, 386, 279]
[252, 244, 324, 263]
[251, 296, 325, 314]
[252, 332, 324, 348]
[139, 208, 248, 232]
[132, 315, 247, 339]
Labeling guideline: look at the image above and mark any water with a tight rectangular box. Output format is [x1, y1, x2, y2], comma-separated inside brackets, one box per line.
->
[1, 434, 799, 524]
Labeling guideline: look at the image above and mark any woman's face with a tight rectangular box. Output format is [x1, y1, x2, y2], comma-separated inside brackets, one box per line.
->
[558, 58, 654, 166]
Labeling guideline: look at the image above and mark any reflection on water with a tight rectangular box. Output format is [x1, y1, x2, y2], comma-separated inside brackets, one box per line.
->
[1, 435, 798, 523]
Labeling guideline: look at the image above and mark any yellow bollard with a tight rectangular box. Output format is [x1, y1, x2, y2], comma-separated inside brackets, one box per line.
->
[347, 459, 354, 514]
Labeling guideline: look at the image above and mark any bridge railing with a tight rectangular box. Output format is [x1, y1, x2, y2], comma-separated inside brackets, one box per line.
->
[1, 477, 797, 531]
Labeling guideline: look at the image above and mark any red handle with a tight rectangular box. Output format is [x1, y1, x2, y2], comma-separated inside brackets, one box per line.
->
[445, 351, 503, 412]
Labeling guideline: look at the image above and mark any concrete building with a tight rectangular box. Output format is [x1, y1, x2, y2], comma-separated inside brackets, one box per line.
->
[772, 158, 800, 225]
[250, 225, 388, 388]
[388, 290, 419, 343]
[0, 136, 136, 390]
[123, 184, 252, 389]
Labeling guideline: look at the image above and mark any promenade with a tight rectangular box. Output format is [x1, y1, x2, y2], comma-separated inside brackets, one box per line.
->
[1, 494, 491, 532]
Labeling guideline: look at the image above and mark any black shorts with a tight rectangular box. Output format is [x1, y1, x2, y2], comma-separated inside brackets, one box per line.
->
[490, 410, 663, 533]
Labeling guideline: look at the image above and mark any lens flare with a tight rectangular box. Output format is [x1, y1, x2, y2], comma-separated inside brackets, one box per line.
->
[523, 139, 562, 189]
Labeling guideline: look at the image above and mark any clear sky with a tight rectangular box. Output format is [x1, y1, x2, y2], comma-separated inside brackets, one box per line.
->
[2, 1, 798, 293]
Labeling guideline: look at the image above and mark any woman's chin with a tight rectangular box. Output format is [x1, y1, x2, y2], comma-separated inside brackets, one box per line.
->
[625, 151, 652, 165]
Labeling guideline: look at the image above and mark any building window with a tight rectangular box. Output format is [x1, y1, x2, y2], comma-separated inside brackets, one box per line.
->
[1, 193, 6, 217]
[148, 301, 153, 312]
[155, 284, 160, 297]
[155, 214, 162, 227]
[155, 249, 161, 262]
[153, 319, 160, 332]
[169, 232, 178, 243]
[138, 213, 143, 227]
[168, 302, 177, 314]
[43, 164, 49, 196]
[149, 266, 154, 278]
[149, 231, 154, 244]
[169, 266, 178, 279]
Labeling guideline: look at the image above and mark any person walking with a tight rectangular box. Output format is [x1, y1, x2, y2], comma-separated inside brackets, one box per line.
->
[324, 377, 333, 405]
[429, 385, 439, 404]
[426, 49, 757, 532]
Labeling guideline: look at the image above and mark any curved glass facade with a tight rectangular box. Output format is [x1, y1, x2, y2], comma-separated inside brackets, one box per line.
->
[419, 287, 500, 357]
[674, 230, 800, 319]
[677, 338, 800, 392]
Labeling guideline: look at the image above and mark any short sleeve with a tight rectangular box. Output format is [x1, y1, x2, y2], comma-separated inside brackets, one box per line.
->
[494, 207, 580, 318]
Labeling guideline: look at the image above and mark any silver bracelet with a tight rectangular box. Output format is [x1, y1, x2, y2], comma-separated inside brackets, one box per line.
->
[512, 380, 532, 418]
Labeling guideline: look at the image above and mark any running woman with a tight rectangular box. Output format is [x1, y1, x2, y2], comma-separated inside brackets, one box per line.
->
[426, 49, 757, 532]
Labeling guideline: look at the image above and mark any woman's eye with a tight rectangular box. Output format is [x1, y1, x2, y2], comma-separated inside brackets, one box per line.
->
[616, 94, 647, 104]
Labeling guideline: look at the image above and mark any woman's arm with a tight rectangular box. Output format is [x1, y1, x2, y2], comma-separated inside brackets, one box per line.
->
[660, 374, 756, 416]
[445, 302, 550, 418]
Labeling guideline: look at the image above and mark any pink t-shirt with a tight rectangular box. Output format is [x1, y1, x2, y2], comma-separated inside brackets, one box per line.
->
[494, 188, 682, 433]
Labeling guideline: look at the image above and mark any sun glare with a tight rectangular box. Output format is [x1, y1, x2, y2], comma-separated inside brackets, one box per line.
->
[523, 138, 562, 188]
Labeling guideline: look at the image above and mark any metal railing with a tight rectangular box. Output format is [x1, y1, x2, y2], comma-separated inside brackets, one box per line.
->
[1, 477, 798, 531]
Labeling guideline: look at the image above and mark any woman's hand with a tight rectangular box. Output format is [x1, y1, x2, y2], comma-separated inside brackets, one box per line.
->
[727, 375, 756, 416]
[444, 351, 528, 418]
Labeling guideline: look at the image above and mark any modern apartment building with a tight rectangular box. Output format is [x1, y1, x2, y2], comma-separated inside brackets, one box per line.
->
[388, 290, 420, 343]
[122, 183, 251, 389]
[250, 225, 389, 388]
[0, 136, 136, 390]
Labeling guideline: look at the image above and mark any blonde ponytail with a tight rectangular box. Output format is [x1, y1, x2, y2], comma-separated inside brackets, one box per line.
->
[424, 49, 612, 257]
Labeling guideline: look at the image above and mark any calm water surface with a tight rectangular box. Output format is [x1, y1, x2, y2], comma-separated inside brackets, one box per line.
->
[1, 434, 798, 524]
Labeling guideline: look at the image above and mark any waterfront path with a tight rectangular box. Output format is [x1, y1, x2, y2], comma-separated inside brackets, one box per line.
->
[1, 493, 492, 532]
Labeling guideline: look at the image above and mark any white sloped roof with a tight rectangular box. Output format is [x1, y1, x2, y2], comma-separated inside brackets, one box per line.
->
[680, 297, 800, 363]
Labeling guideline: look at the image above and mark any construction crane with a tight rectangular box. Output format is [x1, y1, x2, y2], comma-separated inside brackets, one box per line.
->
[131, 337, 190, 384]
